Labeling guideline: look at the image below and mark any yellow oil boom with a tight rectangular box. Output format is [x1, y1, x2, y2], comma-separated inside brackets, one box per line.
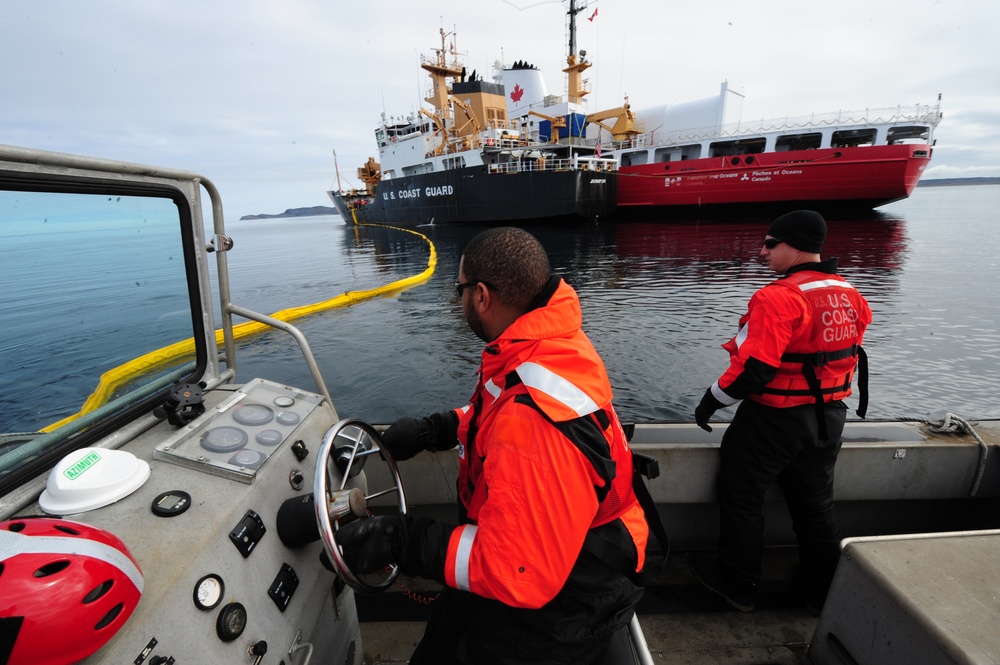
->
[42, 225, 437, 432]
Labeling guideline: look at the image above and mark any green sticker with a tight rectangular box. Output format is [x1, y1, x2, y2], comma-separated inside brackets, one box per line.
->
[64, 451, 102, 480]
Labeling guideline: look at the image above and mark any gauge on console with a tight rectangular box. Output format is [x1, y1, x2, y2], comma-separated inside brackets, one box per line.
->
[152, 490, 191, 517]
[193, 573, 225, 611]
[233, 403, 274, 426]
[276, 411, 300, 426]
[200, 426, 248, 453]
[216, 602, 247, 642]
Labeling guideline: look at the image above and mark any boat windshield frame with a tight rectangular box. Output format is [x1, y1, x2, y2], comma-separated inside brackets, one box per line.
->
[0, 146, 222, 499]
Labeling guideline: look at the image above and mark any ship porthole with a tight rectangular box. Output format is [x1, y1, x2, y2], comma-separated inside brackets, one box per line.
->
[745, 156, 755, 165]
[730, 157, 740, 166]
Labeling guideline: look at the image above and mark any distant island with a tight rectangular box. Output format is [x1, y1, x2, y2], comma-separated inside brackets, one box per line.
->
[240, 206, 337, 220]
[917, 177, 1000, 187]
[240, 178, 998, 220]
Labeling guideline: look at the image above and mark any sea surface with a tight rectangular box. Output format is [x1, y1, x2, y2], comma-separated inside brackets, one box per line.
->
[3, 184, 999, 433]
[223, 184, 1000, 425]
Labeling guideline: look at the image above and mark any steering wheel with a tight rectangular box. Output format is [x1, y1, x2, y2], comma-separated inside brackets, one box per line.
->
[313, 418, 407, 593]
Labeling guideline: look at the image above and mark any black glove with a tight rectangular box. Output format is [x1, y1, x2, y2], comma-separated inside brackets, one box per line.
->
[336, 514, 408, 574]
[380, 418, 428, 461]
[381, 411, 459, 461]
[695, 388, 725, 432]
[336, 513, 450, 582]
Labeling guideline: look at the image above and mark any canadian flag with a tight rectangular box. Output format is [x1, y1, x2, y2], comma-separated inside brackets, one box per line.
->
[588, 7, 598, 21]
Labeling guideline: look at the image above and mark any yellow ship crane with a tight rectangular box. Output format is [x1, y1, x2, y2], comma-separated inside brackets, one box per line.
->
[357, 157, 381, 195]
[526, 110, 567, 144]
[586, 104, 639, 142]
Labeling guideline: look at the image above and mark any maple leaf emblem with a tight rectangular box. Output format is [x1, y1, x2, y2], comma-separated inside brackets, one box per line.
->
[510, 83, 524, 103]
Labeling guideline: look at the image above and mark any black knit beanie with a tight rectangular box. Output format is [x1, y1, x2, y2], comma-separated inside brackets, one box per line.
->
[767, 210, 827, 253]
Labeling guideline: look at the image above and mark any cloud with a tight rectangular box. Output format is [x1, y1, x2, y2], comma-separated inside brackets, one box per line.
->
[3, 0, 997, 218]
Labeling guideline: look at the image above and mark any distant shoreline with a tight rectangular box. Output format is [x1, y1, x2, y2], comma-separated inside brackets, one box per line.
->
[241, 177, 999, 220]
[239, 205, 337, 220]
[915, 177, 1000, 187]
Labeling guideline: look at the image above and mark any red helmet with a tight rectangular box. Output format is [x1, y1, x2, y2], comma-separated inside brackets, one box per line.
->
[0, 517, 144, 665]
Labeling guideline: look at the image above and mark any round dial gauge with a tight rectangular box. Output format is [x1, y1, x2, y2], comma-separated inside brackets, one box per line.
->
[233, 403, 274, 426]
[216, 602, 247, 642]
[256, 428, 283, 447]
[276, 411, 300, 426]
[193, 573, 224, 611]
[229, 449, 264, 468]
[200, 426, 248, 453]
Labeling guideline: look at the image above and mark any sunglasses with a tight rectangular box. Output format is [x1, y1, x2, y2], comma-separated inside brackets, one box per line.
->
[455, 280, 494, 297]
[763, 238, 784, 249]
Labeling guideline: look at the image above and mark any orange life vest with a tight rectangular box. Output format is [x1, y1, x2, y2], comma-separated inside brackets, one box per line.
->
[750, 270, 868, 408]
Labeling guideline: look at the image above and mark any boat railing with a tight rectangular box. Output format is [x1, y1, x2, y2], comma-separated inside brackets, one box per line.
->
[608, 135, 649, 151]
[482, 137, 530, 150]
[487, 156, 616, 174]
[645, 103, 943, 146]
[576, 156, 619, 172]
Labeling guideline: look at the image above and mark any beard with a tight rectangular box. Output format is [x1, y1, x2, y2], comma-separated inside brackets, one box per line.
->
[466, 306, 490, 343]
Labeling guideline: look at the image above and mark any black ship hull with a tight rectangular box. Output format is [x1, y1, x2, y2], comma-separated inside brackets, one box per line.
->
[329, 167, 616, 226]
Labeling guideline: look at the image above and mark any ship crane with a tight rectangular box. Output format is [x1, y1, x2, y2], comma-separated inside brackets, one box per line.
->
[586, 104, 639, 142]
[525, 110, 567, 144]
[356, 157, 381, 195]
[449, 97, 482, 141]
[420, 97, 482, 157]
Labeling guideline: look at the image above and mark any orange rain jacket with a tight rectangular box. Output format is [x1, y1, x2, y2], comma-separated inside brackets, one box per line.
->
[444, 278, 648, 610]
[710, 261, 873, 408]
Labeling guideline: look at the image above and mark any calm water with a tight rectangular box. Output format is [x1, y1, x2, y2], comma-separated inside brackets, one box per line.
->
[225, 184, 1000, 425]
[4, 185, 999, 433]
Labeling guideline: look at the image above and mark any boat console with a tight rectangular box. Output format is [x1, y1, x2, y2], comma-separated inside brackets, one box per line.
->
[23, 384, 361, 664]
[0, 146, 402, 664]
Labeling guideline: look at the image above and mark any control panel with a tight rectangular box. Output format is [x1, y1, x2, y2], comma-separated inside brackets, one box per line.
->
[16, 380, 367, 665]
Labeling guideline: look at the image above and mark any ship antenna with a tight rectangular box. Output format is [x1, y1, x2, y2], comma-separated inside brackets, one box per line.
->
[567, 0, 588, 60]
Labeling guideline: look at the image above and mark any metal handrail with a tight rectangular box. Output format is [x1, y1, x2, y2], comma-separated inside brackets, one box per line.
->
[225, 305, 334, 406]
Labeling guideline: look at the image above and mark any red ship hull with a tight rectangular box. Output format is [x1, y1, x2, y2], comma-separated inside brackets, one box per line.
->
[617, 143, 933, 215]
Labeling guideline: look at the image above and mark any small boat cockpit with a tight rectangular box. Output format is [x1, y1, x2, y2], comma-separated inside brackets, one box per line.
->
[0, 145, 413, 664]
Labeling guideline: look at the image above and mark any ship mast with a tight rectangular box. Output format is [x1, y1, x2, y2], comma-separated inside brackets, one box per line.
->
[422, 27, 464, 125]
[563, 0, 591, 104]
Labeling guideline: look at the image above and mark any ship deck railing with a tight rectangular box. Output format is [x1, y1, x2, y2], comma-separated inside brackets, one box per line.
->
[615, 103, 943, 151]
[488, 156, 617, 174]
[484, 137, 532, 150]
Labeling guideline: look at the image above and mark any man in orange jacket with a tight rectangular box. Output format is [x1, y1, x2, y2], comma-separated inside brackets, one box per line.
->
[692, 210, 872, 615]
[337, 227, 649, 664]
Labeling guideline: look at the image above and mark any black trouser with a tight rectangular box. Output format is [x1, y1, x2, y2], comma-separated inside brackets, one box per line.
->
[409, 589, 636, 665]
[409, 522, 643, 665]
[716, 399, 846, 596]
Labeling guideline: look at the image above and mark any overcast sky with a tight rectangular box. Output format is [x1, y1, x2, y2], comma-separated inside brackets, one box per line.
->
[4, 0, 997, 218]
